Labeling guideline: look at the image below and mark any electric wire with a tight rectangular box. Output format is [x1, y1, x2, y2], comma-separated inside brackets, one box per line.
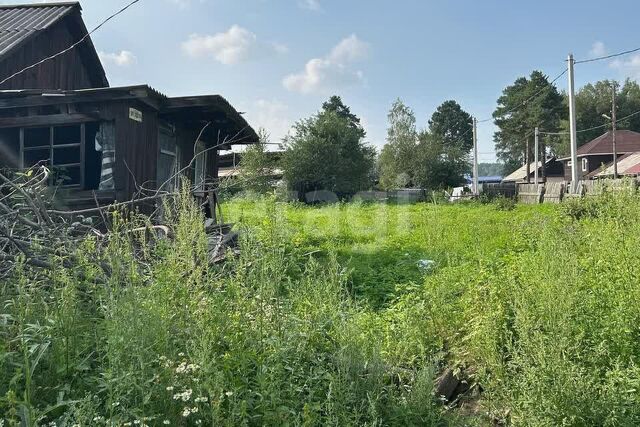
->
[0, 0, 143, 86]
[575, 46, 640, 65]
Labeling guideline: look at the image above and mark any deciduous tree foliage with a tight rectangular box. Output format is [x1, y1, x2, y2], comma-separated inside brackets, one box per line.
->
[378, 99, 418, 189]
[412, 132, 469, 189]
[283, 96, 375, 198]
[493, 71, 564, 171]
[554, 79, 640, 155]
[378, 99, 471, 189]
[238, 128, 278, 194]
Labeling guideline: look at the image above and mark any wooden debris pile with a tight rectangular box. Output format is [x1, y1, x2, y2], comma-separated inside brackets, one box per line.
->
[0, 166, 234, 278]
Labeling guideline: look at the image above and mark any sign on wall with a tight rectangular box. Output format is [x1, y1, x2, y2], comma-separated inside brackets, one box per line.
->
[129, 107, 143, 123]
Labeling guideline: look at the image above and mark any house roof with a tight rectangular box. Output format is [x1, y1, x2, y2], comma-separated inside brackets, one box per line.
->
[587, 151, 640, 178]
[0, 2, 79, 58]
[502, 159, 558, 182]
[0, 1, 108, 88]
[559, 130, 640, 160]
[0, 85, 259, 144]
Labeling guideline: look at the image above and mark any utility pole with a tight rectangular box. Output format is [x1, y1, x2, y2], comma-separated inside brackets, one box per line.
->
[534, 127, 539, 184]
[472, 117, 479, 196]
[612, 82, 618, 179]
[525, 138, 530, 183]
[568, 54, 579, 193]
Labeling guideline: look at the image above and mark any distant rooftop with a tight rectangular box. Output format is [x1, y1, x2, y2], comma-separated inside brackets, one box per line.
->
[559, 130, 640, 160]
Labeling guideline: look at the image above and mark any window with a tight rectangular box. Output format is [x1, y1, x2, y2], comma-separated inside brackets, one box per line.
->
[157, 124, 181, 192]
[194, 140, 207, 190]
[20, 124, 85, 187]
[582, 158, 588, 172]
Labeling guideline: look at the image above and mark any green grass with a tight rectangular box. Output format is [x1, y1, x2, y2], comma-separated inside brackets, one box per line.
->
[2, 192, 640, 425]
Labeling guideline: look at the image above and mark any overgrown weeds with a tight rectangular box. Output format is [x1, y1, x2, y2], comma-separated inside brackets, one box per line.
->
[1, 190, 450, 426]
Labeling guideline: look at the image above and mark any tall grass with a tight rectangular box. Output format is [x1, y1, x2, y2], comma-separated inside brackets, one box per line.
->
[0, 191, 448, 426]
[4, 189, 640, 425]
[225, 195, 640, 426]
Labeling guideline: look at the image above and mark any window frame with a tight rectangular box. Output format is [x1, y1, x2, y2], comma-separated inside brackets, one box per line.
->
[18, 123, 86, 188]
[194, 140, 208, 190]
[157, 123, 181, 192]
[582, 158, 588, 172]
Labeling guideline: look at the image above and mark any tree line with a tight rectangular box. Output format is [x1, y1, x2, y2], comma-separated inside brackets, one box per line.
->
[494, 72, 640, 171]
[237, 74, 640, 198]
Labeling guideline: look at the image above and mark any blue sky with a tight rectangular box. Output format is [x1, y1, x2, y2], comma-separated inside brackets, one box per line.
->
[13, 0, 640, 161]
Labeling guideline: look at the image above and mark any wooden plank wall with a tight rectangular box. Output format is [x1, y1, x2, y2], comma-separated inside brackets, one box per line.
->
[0, 15, 105, 90]
[542, 182, 565, 204]
[517, 183, 544, 204]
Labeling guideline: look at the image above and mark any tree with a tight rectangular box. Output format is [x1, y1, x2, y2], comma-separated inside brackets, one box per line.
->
[428, 100, 473, 151]
[493, 71, 565, 172]
[411, 131, 469, 189]
[477, 162, 505, 176]
[238, 128, 276, 194]
[378, 99, 418, 189]
[282, 97, 375, 198]
[322, 95, 366, 138]
[554, 79, 640, 155]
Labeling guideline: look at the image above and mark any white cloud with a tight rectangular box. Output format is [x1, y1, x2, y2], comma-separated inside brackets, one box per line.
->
[283, 34, 370, 94]
[299, 0, 321, 11]
[248, 99, 292, 143]
[98, 50, 136, 67]
[610, 54, 640, 80]
[589, 41, 607, 58]
[182, 25, 287, 65]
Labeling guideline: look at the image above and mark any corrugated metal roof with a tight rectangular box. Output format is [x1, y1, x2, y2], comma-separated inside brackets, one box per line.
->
[0, 2, 78, 58]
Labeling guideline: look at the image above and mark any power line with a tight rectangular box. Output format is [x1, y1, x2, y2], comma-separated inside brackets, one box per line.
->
[476, 68, 568, 124]
[0, 0, 143, 87]
[539, 109, 640, 135]
[575, 46, 640, 65]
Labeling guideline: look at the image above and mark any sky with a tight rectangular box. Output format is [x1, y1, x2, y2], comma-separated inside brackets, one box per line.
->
[9, 0, 640, 162]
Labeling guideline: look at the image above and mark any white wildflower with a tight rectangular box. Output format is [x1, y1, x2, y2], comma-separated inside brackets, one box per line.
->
[182, 407, 191, 417]
[178, 352, 185, 357]
[225, 391, 234, 397]
[191, 407, 199, 413]
[166, 386, 174, 391]
[163, 421, 170, 425]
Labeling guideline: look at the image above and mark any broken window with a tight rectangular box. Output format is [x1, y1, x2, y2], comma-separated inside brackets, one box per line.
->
[194, 140, 207, 190]
[21, 124, 83, 187]
[157, 124, 181, 192]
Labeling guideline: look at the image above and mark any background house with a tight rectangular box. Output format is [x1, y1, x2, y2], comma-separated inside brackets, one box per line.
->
[559, 130, 640, 181]
[502, 157, 564, 183]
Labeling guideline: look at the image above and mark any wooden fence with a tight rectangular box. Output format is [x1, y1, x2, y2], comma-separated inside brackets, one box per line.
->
[517, 183, 544, 204]
[515, 178, 640, 204]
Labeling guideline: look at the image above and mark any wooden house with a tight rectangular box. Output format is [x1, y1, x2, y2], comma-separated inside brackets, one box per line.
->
[0, 2, 258, 211]
[559, 130, 640, 181]
[502, 157, 564, 183]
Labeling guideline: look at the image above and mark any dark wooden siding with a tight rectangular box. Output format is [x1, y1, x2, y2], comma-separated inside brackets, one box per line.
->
[563, 154, 614, 181]
[0, 14, 106, 90]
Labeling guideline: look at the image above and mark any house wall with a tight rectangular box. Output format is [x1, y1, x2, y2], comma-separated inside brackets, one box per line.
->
[563, 154, 613, 181]
[0, 14, 106, 90]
